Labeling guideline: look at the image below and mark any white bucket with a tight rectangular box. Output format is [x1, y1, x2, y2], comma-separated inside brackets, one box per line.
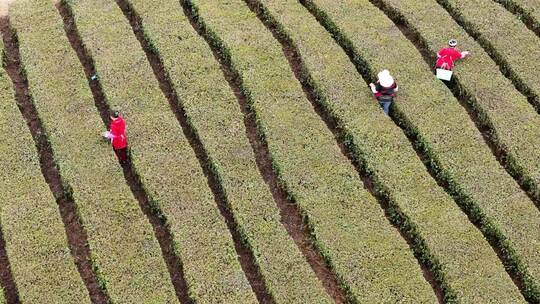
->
[436, 68, 453, 81]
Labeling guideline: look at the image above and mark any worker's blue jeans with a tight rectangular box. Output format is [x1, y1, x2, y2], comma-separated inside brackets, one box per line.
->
[379, 101, 392, 115]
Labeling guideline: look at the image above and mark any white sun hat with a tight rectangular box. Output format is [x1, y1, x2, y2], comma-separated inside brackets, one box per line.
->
[378, 69, 394, 87]
[448, 39, 458, 47]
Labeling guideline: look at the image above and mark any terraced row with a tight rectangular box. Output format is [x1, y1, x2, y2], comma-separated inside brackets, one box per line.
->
[183, 0, 436, 301]
[306, 0, 540, 300]
[0, 34, 88, 303]
[416, 0, 540, 203]
[8, 0, 181, 302]
[182, 0, 528, 302]
[366, 0, 540, 299]
[435, 0, 540, 199]
[1, 0, 538, 302]
[371, 0, 540, 210]
[63, 0, 263, 302]
[118, 0, 333, 301]
[244, 0, 528, 302]
[436, 0, 540, 112]
[492, 0, 540, 37]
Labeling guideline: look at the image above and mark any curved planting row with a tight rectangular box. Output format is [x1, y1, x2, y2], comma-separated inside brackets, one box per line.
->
[380, 0, 540, 208]
[119, 0, 333, 302]
[0, 38, 88, 303]
[251, 0, 525, 302]
[8, 1, 179, 302]
[183, 0, 446, 302]
[306, 0, 539, 301]
[367, 0, 540, 299]
[0, 79, 88, 303]
[492, 0, 540, 37]
[65, 0, 258, 302]
[435, 0, 540, 112]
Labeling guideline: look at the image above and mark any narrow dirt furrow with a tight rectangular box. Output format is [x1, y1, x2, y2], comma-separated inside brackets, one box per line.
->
[435, 0, 540, 114]
[112, 0, 273, 302]
[0, 225, 18, 304]
[300, 0, 537, 301]
[55, 2, 193, 303]
[246, 1, 444, 302]
[0, 16, 108, 304]
[179, 0, 344, 302]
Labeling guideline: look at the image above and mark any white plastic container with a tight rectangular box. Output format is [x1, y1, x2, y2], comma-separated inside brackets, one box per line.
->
[436, 68, 453, 81]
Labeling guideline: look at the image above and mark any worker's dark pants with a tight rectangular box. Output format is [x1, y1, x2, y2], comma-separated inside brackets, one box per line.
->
[114, 147, 128, 164]
[378, 100, 392, 115]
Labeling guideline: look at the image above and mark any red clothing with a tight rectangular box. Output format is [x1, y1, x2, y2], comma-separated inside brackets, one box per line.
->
[109, 116, 127, 149]
[374, 82, 397, 100]
[436, 47, 464, 70]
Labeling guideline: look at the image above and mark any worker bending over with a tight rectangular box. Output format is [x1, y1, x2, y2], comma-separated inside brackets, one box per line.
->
[436, 39, 470, 70]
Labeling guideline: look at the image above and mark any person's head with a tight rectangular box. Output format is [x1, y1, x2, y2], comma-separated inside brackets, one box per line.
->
[448, 39, 458, 48]
[377, 69, 394, 88]
[110, 110, 120, 120]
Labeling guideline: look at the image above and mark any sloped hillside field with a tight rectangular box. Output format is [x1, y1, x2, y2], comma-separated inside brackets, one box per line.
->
[0, 0, 538, 303]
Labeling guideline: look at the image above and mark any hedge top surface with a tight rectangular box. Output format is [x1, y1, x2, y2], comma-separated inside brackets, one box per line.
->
[189, 0, 462, 302]
[67, 0, 258, 302]
[510, 0, 540, 21]
[126, 0, 331, 301]
[0, 36, 89, 304]
[10, 0, 179, 302]
[443, 0, 540, 99]
[380, 0, 540, 278]
[310, 0, 526, 302]
[379, 0, 540, 280]
[386, 0, 540, 188]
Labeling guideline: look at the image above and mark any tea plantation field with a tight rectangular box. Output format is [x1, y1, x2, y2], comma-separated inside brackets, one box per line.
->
[0, 0, 538, 303]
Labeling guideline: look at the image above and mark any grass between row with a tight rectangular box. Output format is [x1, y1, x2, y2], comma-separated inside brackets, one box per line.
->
[438, 0, 540, 110]
[125, 0, 334, 302]
[185, 0, 442, 302]
[308, 0, 538, 301]
[431, 0, 540, 203]
[66, 0, 259, 302]
[259, 0, 526, 302]
[10, 0, 179, 302]
[370, 0, 540, 300]
[492, 0, 540, 37]
[0, 37, 89, 303]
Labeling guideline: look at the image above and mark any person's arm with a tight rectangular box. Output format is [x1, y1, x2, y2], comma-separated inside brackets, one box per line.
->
[102, 130, 114, 140]
[455, 48, 468, 59]
[369, 82, 378, 94]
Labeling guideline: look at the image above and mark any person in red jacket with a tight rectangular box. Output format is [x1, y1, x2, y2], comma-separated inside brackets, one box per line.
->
[102, 110, 128, 164]
[369, 69, 398, 115]
[436, 39, 470, 70]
